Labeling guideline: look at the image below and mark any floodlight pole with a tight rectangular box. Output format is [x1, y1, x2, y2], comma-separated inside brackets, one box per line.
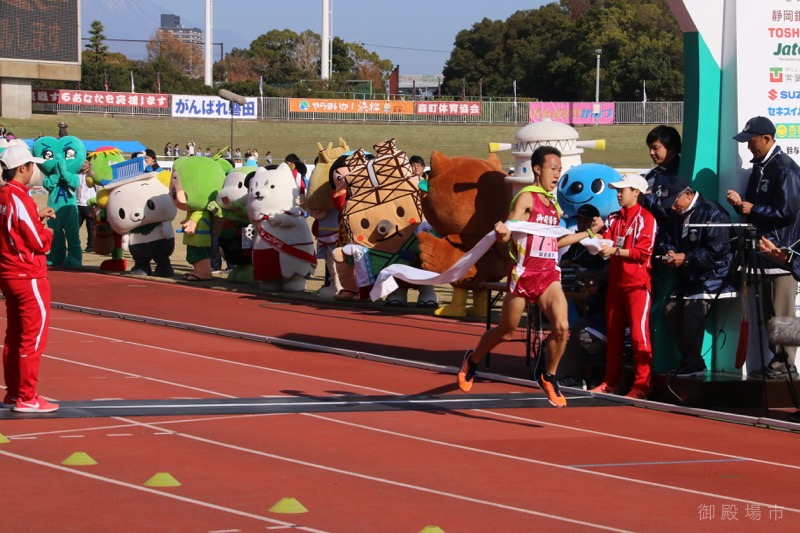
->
[594, 48, 602, 126]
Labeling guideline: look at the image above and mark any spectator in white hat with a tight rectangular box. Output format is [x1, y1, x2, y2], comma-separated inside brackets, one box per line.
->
[591, 172, 657, 400]
[0, 144, 59, 413]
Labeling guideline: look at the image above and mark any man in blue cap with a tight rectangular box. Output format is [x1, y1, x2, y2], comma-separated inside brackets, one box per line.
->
[726, 116, 800, 378]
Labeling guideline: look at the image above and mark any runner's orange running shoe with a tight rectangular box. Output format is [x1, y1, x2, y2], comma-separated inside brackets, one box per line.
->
[457, 350, 478, 392]
[537, 372, 567, 408]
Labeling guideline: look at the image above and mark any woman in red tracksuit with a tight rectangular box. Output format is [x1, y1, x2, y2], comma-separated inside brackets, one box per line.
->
[591, 173, 656, 399]
[0, 144, 58, 413]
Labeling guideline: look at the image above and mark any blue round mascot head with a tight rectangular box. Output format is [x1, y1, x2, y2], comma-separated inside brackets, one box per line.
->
[557, 163, 621, 227]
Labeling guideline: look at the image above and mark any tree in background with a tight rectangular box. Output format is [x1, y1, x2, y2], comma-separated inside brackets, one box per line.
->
[146, 30, 204, 79]
[331, 36, 355, 75]
[215, 30, 393, 97]
[85, 20, 109, 63]
[292, 30, 321, 75]
[442, 0, 682, 101]
[346, 42, 394, 95]
[57, 20, 136, 92]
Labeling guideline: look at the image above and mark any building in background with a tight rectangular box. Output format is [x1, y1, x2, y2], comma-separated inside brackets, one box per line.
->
[398, 75, 443, 100]
[159, 14, 202, 46]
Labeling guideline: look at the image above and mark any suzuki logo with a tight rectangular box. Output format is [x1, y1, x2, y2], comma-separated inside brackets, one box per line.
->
[769, 89, 779, 100]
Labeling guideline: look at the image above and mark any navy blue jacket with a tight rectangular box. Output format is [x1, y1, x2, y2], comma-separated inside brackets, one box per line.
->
[644, 157, 682, 253]
[739, 146, 800, 250]
[665, 194, 735, 297]
[644, 156, 681, 222]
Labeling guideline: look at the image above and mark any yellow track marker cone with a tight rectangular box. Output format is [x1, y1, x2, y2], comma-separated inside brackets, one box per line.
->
[61, 452, 97, 466]
[268, 497, 308, 514]
[143, 472, 181, 487]
[418, 527, 445, 533]
[0, 433, 9, 444]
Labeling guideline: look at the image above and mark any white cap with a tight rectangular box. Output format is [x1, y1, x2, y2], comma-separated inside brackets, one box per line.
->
[609, 172, 648, 194]
[0, 144, 44, 170]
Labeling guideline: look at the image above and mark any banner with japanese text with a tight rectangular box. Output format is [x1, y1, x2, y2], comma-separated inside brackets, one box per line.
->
[56, 90, 169, 108]
[172, 94, 258, 119]
[31, 89, 59, 104]
[415, 101, 482, 116]
[529, 102, 614, 125]
[289, 98, 414, 115]
[736, 1, 800, 156]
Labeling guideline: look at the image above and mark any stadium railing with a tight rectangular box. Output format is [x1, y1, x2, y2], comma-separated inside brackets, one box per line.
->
[33, 97, 684, 125]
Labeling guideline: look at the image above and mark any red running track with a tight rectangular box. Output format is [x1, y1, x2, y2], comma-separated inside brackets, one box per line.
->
[0, 270, 798, 532]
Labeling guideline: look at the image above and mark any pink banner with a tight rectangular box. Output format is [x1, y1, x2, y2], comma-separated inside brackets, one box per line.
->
[415, 101, 482, 116]
[529, 102, 614, 125]
[56, 90, 169, 108]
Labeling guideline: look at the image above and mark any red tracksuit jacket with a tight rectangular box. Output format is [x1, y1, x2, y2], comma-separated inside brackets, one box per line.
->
[601, 204, 656, 288]
[0, 180, 52, 278]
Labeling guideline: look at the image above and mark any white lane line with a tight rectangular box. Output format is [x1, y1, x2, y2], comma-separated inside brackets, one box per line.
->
[45, 326, 396, 395]
[44, 354, 239, 398]
[6, 413, 284, 439]
[13, 314, 800, 519]
[7, 406, 799, 522]
[303, 412, 800, 514]
[115, 417, 633, 532]
[479, 409, 800, 472]
[0, 448, 327, 532]
[36, 327, 800, 473]
[21, 326, 800, 474]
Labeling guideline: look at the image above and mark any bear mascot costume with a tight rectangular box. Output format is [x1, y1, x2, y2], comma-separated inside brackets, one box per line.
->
[417, 151, 512, 317]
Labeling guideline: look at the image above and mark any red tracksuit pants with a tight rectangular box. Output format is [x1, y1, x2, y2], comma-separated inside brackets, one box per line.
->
[1, 277, 50, 402]
[604, 285, 652, 390]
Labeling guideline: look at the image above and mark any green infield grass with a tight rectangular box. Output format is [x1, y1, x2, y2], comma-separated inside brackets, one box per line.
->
[3, 113, 675, 169]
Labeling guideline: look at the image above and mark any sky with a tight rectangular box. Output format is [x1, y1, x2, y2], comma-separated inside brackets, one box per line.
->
[84, 0, 552, 75]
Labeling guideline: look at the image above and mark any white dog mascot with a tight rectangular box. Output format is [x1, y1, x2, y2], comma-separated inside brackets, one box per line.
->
[247, 164, 317, 291]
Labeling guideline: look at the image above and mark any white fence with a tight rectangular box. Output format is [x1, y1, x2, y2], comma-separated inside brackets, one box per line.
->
[34, 97, 684, 125]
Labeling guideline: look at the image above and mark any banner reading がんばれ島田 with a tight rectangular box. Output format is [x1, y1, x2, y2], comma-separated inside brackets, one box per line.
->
[172, 95, 258, 119]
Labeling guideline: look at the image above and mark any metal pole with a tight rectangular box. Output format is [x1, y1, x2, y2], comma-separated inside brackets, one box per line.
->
[321, 0, 330, 79]
[229, 102, 234, 155]
[204, 0, 213, 86]
[594, 49, 602, 126]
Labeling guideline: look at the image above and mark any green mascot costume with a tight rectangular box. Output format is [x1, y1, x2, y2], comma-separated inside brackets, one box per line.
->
[170, 156, 227, 280]
[33, 135, 87, 267]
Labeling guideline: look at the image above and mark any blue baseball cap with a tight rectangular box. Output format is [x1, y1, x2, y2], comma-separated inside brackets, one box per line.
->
[734, 116, 776, 142]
